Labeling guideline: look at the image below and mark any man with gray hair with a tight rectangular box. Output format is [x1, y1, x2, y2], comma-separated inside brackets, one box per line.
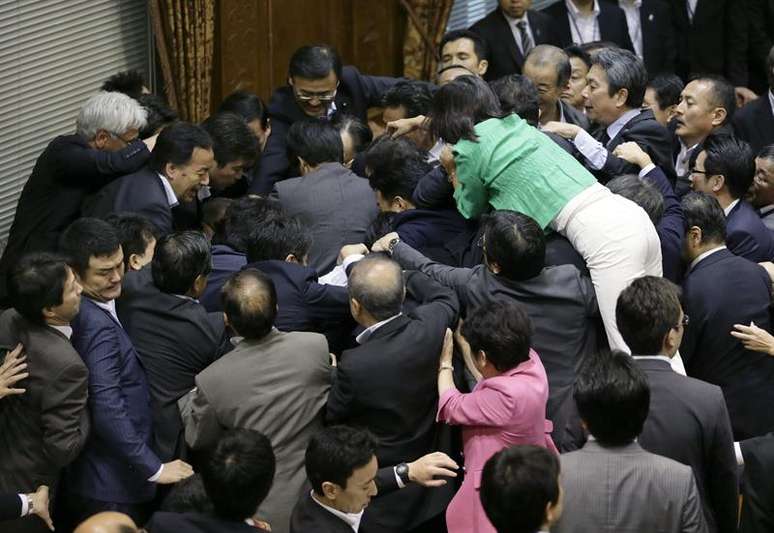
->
[0, 91, 152, 305]
[543, 47, 675, 185]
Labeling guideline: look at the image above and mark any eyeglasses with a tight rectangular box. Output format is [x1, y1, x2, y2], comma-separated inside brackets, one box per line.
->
[294, 85, 338, 103]
[676, 314, 690, 329]
[689, 168, 709, 176]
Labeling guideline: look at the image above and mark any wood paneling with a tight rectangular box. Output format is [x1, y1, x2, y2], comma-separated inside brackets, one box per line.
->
[214, 0, 405, 109]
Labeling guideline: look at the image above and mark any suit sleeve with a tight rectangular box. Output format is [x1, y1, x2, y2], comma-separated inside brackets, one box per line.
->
[375, 466, 400, 495]
[348, 68, 402, 107]
[40, 361, 90, 468]
[391, 241, 476, 295]
[326, 357, 357, 423]
[679, 284, 702, 367]
[182, 380, 224, 450]
[680, 471, 709, 533]
[739, 433, 774, 533]
[250, 118, 291, 195]
[727, 230, 763, 262]
[412, 166, 454, 209]
[75, 325, 161, 478]
[437, 384, 517, 427]
[404, 271, 460, 329]
[56, 139, 150, 189]
[705, 393, 740, 533]
[644, 166, 685, 251]
[0, 493, 22, 521]
[303, 282, 351, 323]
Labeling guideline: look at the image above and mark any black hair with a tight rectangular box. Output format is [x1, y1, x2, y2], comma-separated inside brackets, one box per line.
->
[136, 93, 178, 139]
[105, 213, 158, 269]
[332, 114, 373, 154]
[151, 232, 212, 295]
[365, 136, 430, 201]
[681, 192, 727, 244]
[160, 474, 213, 515]
[218, 90, 269, 128]
[148, 121, 213, 174]
[201, 112, 258, 167]
[564, 45, 592, 69]
[483, 211, 545, 281]
[592, 48, 647, 108]
[200, 429, 276, 522]
[758, 144, 774, 161]
[436, 63, 479, 79]
[580, 40, 621, 57]
[203, 197, 233, 243]
[221, 269, 278, 340]
[381, 80, 435, 118]
[289, 44, 343, 80]
[306, 426, 378, 495]
[690, 75, 737, 125]
[439, 29, 490, 62]
[8, 253, 70, 324]
[647, 74, 684, 110]
[616, 276, 683, 355]
[480, 445, 561, 533]
[606, 175, 664, 226]
[245, 216, 312, 263]
[348, 255, 404, 321]
[101, 69, 146, 98]
[59, 218, 121, 277]
[524, 45, 571, 89]
[428, 75, 504, 144]
[364, 212, 398, 248]
[574, 350, 650, 446]
[224, 197, 285, 253]
[702, 133, 755, 199]
[462, 300, 532, 372]
[286, 120, 344, 166]
[489, 75, 540, 126]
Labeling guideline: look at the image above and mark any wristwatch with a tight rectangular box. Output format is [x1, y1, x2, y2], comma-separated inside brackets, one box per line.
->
[25, 493, 34, 515]
[387, 236, 400, 256]
[395, 462, 410, 486]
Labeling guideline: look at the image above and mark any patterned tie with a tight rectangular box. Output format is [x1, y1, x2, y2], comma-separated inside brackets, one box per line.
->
[516, 20, 533, 56]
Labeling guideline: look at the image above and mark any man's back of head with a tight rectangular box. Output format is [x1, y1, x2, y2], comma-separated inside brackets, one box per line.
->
[482, 210, 545, 282]
[381, 80, 435, 120]
[286, 120, 344, 174]
[616, 276, 683, 357]
[223, 196, 284, 253]
[221, 269, 278, 341]
[607, 175, 664, 226]
[365, 136, 430, 211]
[347, 255, 405, 324]
[151, 231, 212, 298]
[245, 215, 312, 264]
[101, 69, 148, 99]
[574, 350, 650, 446]
[74, 511, 138, 533]
[489, 75, 541, 126]
[681, 192, 728, 263]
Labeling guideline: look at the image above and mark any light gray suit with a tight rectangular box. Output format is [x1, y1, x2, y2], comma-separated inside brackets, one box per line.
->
[553, 440, 708, 533]
[182, 328, 331, 533]
[273, 162, 379, 275]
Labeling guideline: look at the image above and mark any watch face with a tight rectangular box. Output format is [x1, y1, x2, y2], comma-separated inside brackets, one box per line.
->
[397, 463, 409, 477]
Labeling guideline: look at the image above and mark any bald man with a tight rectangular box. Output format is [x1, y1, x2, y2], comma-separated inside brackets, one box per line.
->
[327, 254, 459, 532]
[523, 45, 589, 130]
[74, 512, 137, 533]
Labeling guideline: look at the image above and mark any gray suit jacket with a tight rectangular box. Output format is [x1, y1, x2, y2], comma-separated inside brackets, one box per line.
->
[182, 329, 331, 533]
[553, 441, 708, 533]
[273, 162, 379, 275]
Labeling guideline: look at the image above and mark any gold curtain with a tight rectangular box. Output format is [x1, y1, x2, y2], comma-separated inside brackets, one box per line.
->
[149, 0, 215, 122]
[401, 0, 454, 80]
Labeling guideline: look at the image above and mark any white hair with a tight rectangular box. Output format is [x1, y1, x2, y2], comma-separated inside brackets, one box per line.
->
[76, 91, 148, 139]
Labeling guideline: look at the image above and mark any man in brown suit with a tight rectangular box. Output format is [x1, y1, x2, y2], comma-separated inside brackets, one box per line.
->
[0, 252, 90, 532]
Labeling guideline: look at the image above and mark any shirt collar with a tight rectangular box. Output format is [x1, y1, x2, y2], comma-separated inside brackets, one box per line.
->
[173, 294, 199, 303]
[156, 173, 179, 207]
[632, 355, 672, 364]
[355, 313, 402, 344]
[620, 0, 642, 7]
[311, 492, 363, 532]
[427, 139, 444, 163]
[326, 100, 338, 119]
[566, 0, 600, 16]
[723, 198, 740, 217]
[760, 204, 774, 216]
[688, 245, 726, 272]
[606, 108, 641, 142]
[91, 298, 123, 327]
[49, 324, 73, 339]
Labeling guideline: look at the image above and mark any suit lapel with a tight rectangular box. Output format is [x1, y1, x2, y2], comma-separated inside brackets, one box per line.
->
[495, 10, 523, 70]
[754, 97, 773, 142]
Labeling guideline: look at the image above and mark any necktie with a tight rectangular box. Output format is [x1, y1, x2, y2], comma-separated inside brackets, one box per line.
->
[516, 21, 533, 56]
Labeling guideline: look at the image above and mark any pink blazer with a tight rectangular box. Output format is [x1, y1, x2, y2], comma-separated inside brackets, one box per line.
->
[437, 348, 556, 533]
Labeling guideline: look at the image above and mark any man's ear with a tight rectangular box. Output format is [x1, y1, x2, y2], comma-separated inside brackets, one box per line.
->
[127, 254, 141, 271]
[223, 312, 231, 329]
[712, 174, 726, 193]
[477, 59, 489, 76]
[711, 107, 728, 128]
[285, 253, 300, 264]
[321, 481, 338, 500]
[163, 161, 178, 180]
[615, 88, 630, 108]
[93, 129, 111, 150]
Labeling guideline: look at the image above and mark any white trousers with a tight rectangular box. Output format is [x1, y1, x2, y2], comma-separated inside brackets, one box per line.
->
[551, 183, 663, 351]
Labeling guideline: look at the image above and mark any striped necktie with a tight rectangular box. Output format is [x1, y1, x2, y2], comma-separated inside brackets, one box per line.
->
[516, 20, 533, 56]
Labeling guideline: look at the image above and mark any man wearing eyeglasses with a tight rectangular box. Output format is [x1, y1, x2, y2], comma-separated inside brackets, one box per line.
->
[250, 44, 402, 195]
[752, 145, 774, 232]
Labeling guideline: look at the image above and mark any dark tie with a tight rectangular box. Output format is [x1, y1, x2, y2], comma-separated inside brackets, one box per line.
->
[516, 21, 533, 56]
[598, 130, 610, 147]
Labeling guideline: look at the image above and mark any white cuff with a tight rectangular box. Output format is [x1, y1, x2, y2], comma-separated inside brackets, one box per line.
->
[639, 163, 656, 178]
[18, 494, 28, 517]
[573, 129, 608, 170]
[148, 464, 164, 482]
[734, 442, 744, 466]
[394, 466, 406, 489]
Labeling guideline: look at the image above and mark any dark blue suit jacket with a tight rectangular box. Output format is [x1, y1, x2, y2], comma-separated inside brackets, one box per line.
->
[68, 298, 160, 504]
[681, 248, 774, 439]
[393, 208, 475, 263]
[726, 200, 774, 263]
[643, 165, 685, 282]
[200, 244, 247, 312]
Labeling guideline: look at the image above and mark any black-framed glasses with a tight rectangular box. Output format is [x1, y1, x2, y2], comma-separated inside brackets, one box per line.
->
[690, 168, 709, 176]
[293, 83, 339, 103]
[676, 314, 690, 328]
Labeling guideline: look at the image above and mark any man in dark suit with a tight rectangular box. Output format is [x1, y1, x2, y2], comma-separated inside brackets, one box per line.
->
[689, 134, 774, 262]
[117, 232, 228, 462]
[748, 0, 774, 94]
[84, 122, 214, 236]
[146, 429, 275, 533]
[0, 254, 89, 532]
[468, 1, 558, 80]
[326, 255, 459, 532]
[0, 91, 151, 305]
[251, 45, 400, 194]
[273, 121, 378, 275]
[680, 193, 774, 439]
[544, 47, 676, 184]
[374, 210, 598, 443]
[738, 432, 774, 533]
[752, 145, 774, 231]
[437, 30, 490, 80]
[734, 47, 774, 154]
[615, 0, 676, 76]
[671, 0, 748, 87]
[58, 218, 194, 526]
[523, 45, 590, 130]
[617, 276, 738, 533]
[544, 0, 634, 51]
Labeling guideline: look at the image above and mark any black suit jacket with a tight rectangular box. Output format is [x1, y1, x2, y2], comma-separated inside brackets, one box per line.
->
[469, 8, 559, 81]
[326, 271, 459, 531]
[635, 358, 738, 533]
[681, 248, 774, 439]
[251, 66, 400, 194]
[84, 167, 174, 235]
[0, 136, 149, 303]
[726, 200, 774, 262]
[116, 267, 229, 461]
[0, 493, 21, 522]
[671, 0, 748, 86]
[146, 511, 256, 533]
[734, 96, 774, 155]
[635, 0, 677, 76]
[739, 433, 774, 533]
[543, 0, 634, 51]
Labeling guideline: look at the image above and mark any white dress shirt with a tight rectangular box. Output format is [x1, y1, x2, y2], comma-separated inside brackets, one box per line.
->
[566, 0, 601, 44]
[688, 245, 727, 272]
[675, 141, 699, 177]
[723, 198, 740, 217]
[355, 313, 403, 344]
[49, 324, 73, 339]
[769, 90, 774, 116]
[311, 492, 363, 532]
[156, 173, 179, 207]
[572, 109, 642, 169]
[503, 12, 535, 56]
[686, 0, 698, 22]
[619, 0, 643, 58]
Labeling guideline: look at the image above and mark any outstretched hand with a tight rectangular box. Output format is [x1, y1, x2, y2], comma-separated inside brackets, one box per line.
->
[407, 452, 459, 487]
[0, 344, 27, 399]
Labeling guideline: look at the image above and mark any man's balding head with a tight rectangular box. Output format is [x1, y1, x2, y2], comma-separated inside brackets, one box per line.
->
[348, 255, 404, 324]
[437, 64, 479, 86]
[74, 512, 138, 533]
[221, 269, 278, 340]
[524, 45, 571, 89]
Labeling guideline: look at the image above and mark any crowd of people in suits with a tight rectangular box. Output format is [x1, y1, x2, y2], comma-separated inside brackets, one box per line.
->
[2, 0, 774, 532]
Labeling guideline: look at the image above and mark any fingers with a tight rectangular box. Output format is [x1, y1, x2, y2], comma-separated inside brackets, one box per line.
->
[421, 479, 448, 487]
[427, 466, 458, 478]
